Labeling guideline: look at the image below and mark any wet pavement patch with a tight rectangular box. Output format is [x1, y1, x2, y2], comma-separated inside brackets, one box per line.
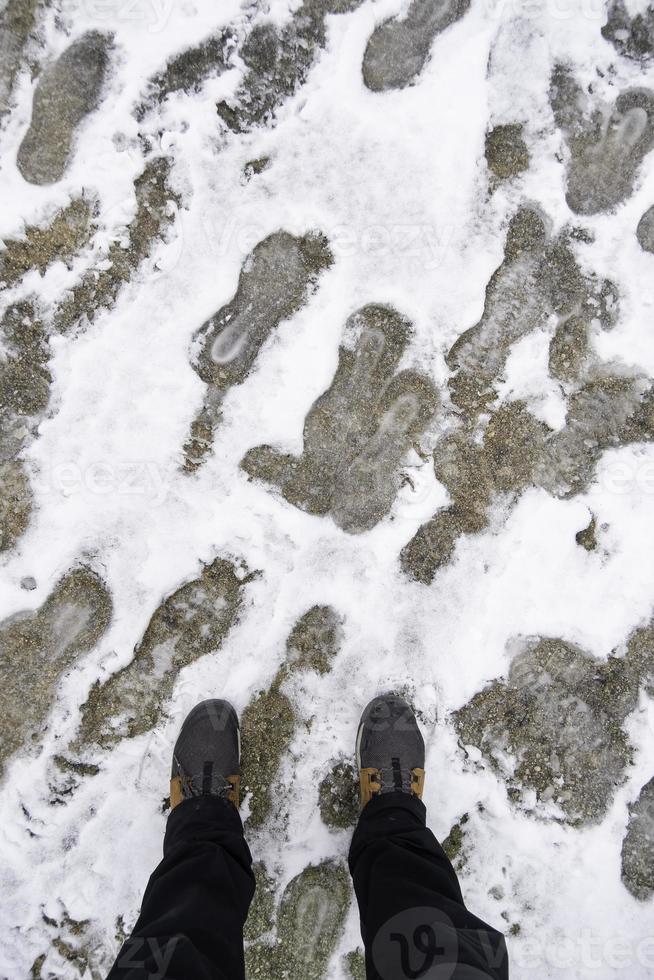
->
[0, 301, 50, 461]
[400, 206, 654, 584]
[0, 460, 33, 553]
[241, 681, 297, 831]
[17, 31, 113, 185]
[0, 301, 51, 552]
[550, 65, 654, 215]
[549, 312, 592, 385]
[245, 860, 351, 980]
[637, 205, 654, 253]
[485, 123, 530, 181]
[445, 206, 589, 415]
[241, 605, 343, 830]
[72, 559, 249, 754]
[184, 230, 333, 471]
[0, 198, 94, 288]
[242, 303, 438, 533]
[243, 862, 276, 943]
[216, 1, 366, 133]
[53, 157, 180, 334]
[344, 949, 366, 979]
[362, 0, 470, 92]
[454, 624, 654, 825]
[0, 0, 40, 116]
[319, 758, 359, 829]
[602, 1, 654, 63]
[621, 777, 654, 900]
[575, 514, 598, 552]
[442, 812, 470, 869]
[136, 31, 232, 120]
[0, 567, 112, 776]
[243, 157, 271, 182]
[284, 604, 343, 676]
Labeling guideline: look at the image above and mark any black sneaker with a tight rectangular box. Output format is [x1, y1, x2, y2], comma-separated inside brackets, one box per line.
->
[170, 699, 241, 809]
[356, 694, 425, 808]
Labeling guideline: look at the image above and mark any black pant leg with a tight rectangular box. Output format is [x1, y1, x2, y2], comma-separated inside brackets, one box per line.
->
[348, 793, 508, 980]
[107, 796, 255, 980]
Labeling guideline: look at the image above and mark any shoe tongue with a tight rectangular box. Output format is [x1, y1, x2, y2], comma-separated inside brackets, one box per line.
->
[391, 757, 404, 792]
[201, 761, 214, 795]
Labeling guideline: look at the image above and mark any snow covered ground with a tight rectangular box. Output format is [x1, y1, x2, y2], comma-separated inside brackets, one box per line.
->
[2, 0, 654, 976]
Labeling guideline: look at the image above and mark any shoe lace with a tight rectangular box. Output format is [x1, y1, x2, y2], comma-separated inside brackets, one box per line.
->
[175, 758, 232, 800]
[375, 759, 415, 795]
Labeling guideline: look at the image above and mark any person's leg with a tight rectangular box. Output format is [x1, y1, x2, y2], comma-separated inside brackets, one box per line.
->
[107, 700, 255, 980]
[349, 695, 508, 980]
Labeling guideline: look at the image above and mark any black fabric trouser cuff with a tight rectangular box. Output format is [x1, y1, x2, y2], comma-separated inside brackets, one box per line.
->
[349, 790, 427, 876]
[163, 795, 245, 854]
[348, 791, 509, 980]
[107, 795, 254, 980]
